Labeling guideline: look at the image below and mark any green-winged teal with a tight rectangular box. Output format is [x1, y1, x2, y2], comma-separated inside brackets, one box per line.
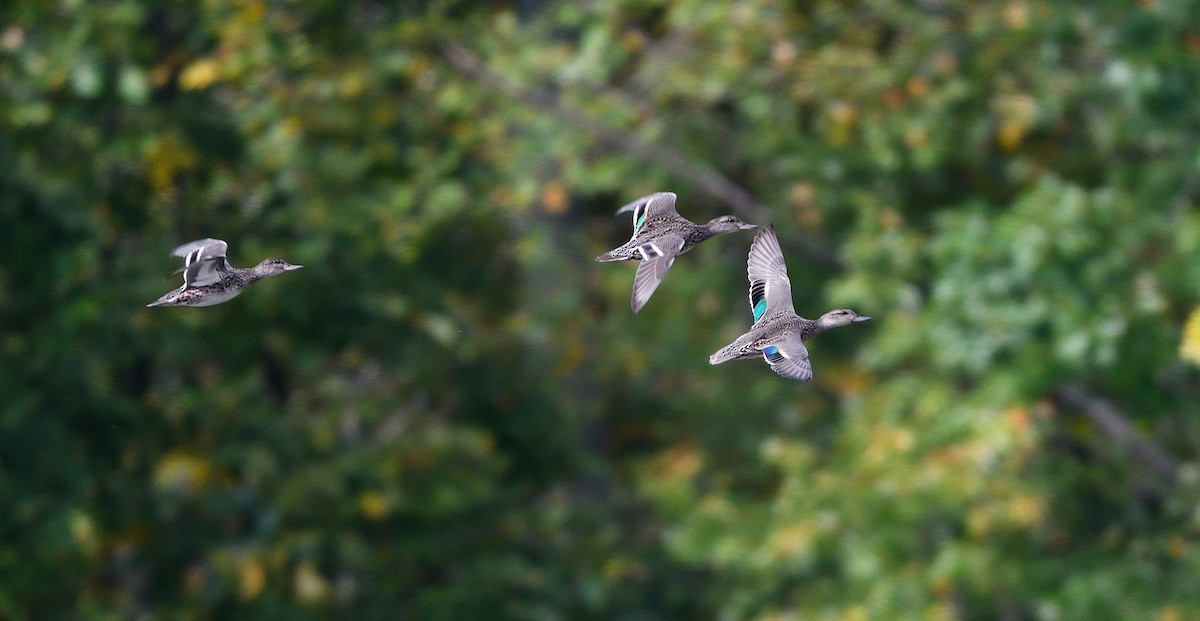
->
[709, 225, 870, 380]
[597, 192, 757, 312]
[147, 238, 302, 308]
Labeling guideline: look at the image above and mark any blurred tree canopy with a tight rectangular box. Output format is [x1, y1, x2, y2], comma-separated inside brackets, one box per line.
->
[2, 0, 1200, 619]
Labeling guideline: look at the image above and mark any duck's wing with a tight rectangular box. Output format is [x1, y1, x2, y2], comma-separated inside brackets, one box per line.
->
[170, 238, 230, 288]
[630, 234, 685, 313]
[746, 225, 796, 324]
[762, 336, 813, 381]
[170, 238, 226, 259]
[615, 192, 679, 235]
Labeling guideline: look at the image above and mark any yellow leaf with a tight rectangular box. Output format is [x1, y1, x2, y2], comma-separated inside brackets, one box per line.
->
[1003, 1, 1029, 29]
[540, 181, 569, 215]
[997, 120, 1027, 151]
[1007, 494, 1045, 528]
[339, 72, 365, 99]
[1167, 536, 1187, 559]
[358, 491, 388, 521]
[967, 504, 992, 538]
[926, 602, 958, 621]
[241, 0, 267, 24]
[179, 58, 220, 90]
[907, 76, 930, 98]
[904, 126, 929, 150]
[654, 443, 702, 483]
[771, 521, 815, 557]
[153, 451, 210, 493]
[1181, 308, 1200, 366]
[70, 509, 100, 559]
[993, 94, 1037, 151]
[280, 116, 302, 138]
[825, 101, 858, 146]
[240, 557, 266, 600]
[144, 133, 196, 192]
[602, 556, 647, 581]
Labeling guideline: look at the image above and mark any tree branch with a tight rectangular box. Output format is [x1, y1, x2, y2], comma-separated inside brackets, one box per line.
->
[1052, 383, 1179, 480]
[439, 43, 841, 270]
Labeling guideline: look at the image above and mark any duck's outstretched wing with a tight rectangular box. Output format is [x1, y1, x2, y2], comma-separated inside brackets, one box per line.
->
[170, 238, 230, 288]
[615, 192, 679, 234]
[630, 234, 685, 313]
[762, 335, 812, 381]
[746, 225, 796, 324]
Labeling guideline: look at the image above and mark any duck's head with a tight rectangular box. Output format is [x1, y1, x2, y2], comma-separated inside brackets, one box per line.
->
[704, 214, 759, 234]
[816, 308, 872, 329]
[254, 258, 304, 276]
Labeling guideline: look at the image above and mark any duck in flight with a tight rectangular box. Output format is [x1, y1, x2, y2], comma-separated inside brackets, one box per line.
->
[596, 192, 757, 312]
[147, 238, 302, 307]
[709, 225, 870, 380]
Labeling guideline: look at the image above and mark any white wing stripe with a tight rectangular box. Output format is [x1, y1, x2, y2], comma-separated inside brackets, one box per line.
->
[637, 242, 664, 259]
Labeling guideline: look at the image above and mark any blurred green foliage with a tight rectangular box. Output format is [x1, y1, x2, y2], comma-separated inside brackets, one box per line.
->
[2, 1, 1200, 619]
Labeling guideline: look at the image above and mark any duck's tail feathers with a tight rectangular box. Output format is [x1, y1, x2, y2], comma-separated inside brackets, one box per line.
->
[596, 249, 627, 262]
[146, 291, 176, 307]
[709, 342, 747, 365]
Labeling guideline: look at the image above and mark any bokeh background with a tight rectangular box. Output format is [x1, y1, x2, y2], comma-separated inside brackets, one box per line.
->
[4, 1, 1200, 619]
